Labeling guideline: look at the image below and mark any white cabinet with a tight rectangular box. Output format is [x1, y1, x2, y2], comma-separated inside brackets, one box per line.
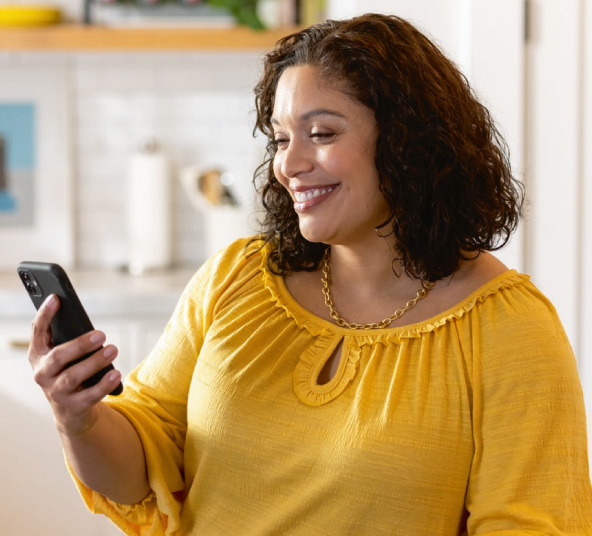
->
[0, 321, 128, 536]
[0, 268, 192, 536]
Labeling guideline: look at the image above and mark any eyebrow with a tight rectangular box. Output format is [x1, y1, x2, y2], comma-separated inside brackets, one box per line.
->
[271, 108, 347, 125]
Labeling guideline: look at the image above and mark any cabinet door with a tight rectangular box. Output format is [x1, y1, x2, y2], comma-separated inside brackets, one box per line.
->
[0, 321, 124, 536]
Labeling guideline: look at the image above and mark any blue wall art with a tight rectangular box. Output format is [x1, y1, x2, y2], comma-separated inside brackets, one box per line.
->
[0, 103, 36, 227]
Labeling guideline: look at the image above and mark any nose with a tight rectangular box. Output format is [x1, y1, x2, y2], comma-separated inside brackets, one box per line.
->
[276, 138, 314, 179]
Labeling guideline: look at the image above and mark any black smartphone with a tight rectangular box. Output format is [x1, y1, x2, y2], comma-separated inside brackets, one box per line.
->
[17, 261, 123, 396]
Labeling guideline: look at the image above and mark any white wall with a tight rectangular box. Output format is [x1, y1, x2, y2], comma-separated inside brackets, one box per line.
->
[525, 0, 582, 352]
[579, 0, 592, 462]
[519, 2, 591, 462]
[71, 51, 265, 269]
[0, 52, 266, 270]
[328, 0, 467, 62]
[460, 0, 526, 273]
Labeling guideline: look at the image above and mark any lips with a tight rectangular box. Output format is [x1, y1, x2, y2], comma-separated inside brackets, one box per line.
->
[291, 184, 339, 212]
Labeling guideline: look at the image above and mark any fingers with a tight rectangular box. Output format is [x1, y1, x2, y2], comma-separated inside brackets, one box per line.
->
[27, 294, 123, 435]
[52, 366, 123, 437]
[35, 339, 116, 391]
[29, 294, 120, 394]
[68, 366, 123, 410]
[53, 342, 117, 392]
[49, 361, 123, 437]
[35, 342, 122, 435]
[31, 328, 105, 379]
[54, 347, 122, 406]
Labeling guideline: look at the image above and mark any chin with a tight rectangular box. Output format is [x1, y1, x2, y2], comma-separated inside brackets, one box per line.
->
[300, 232, 327, 244]
[297, 211, 343, 243]
[298, 226, 331, 245]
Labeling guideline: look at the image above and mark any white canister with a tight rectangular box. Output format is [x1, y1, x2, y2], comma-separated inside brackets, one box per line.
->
[127, 140, 172, 275]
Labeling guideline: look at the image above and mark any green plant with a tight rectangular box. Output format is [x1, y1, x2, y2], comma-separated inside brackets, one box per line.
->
[206, 0, 265, 30]
[94, 0, 267, 31]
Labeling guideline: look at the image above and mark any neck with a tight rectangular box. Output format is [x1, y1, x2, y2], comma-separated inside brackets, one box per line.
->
[327, 239, 408, 291]
[321, 244, 432, 329]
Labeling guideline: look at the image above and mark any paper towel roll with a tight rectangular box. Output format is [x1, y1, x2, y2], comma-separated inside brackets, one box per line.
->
[127, 141, 172, 275]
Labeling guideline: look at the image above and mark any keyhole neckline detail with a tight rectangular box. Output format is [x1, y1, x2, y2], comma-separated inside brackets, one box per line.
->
[293, 335, 362, 406]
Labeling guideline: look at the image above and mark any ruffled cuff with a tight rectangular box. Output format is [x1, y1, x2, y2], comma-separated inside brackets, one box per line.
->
[66, 464, 166, 536]
[64, 396, 186, 535]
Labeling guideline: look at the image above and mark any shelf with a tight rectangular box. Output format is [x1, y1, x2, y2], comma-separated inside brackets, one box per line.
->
[0, 24, 300, 51]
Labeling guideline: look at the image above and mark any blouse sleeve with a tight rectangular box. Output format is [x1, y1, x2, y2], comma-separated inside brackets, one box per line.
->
[67, 243, 245, 536]
[465, 282, 592, 535]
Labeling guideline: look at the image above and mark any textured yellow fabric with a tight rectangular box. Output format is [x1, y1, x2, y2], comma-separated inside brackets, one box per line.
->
[70, 238, 592, 535]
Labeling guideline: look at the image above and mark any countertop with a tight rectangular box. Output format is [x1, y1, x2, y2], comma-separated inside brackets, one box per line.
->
[0, 267, 196, 319]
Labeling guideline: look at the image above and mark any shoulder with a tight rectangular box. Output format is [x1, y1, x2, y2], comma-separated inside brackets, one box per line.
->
[192, 235, 264, 281]
[432, 253, 569, 351]
[431, 252, 508, 306]
[452, 260, 579, 388]
[183, 236, 266, 303]
[417, 252, 513, 323]
[432, 252, 560, 321]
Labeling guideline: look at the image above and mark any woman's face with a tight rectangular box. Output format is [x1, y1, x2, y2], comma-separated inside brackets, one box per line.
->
[271, 64, 390, 246]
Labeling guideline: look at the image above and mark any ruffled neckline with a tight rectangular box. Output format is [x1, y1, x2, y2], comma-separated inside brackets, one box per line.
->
[259, 246, 530, 406]
[260, 246, 530, 342]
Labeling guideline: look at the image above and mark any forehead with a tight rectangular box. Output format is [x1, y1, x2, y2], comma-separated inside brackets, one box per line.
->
[273, 65, 354, 116]
[277, 64, 343, 91]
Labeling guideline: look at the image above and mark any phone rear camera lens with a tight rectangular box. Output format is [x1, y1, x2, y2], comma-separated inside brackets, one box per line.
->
[19, 271, 30, 282]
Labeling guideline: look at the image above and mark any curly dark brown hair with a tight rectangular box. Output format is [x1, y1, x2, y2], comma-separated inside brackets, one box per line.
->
[252, 13, 524, 281]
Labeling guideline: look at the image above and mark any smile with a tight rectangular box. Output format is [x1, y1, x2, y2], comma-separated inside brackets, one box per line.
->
[293, 186, 335, 202]
[291, 185, 339, 213]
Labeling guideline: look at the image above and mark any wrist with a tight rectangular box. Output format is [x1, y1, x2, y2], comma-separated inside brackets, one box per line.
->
[55, 402, 103, 440]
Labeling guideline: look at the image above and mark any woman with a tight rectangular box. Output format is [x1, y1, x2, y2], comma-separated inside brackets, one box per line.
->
[29, 13, 592, 535]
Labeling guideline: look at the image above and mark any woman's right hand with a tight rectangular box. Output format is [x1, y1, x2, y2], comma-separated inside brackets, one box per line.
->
[28, 294, 122, 437]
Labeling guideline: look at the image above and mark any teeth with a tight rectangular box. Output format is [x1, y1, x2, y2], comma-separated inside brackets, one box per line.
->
[294, 186, 333, 203]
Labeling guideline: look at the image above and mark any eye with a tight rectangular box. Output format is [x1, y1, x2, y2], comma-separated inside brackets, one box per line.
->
[272, 134, 289, 149]
[310, 131, 337, 143]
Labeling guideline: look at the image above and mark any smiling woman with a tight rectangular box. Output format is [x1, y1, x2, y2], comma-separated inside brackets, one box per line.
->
[254, 17, 522, 281]
[24, 12, 592, 536]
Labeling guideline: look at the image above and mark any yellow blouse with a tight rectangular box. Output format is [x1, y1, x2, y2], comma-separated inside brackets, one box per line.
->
[70, 238, 592, 535]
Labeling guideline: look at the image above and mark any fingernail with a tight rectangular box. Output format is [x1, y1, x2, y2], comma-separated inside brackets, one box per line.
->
[104, 346, 116, 358]
[45, 294, 57, 309]
[89, 332, 105, 344]
[107, 370, 120, 382]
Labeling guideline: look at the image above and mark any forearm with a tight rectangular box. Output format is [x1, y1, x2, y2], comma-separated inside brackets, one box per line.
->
[59, 401, 150, 505]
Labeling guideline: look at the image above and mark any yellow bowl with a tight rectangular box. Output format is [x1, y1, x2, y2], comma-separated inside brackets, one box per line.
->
[0, 6, 62, 26]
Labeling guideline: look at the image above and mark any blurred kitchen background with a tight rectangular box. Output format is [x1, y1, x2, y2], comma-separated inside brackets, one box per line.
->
[0, 0, 591, 534]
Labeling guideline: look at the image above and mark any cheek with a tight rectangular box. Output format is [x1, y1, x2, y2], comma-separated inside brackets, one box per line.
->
[315, 153, 342, 181]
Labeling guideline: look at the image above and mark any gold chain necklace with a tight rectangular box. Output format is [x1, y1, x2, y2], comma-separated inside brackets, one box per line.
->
[321, 248, 434, 330]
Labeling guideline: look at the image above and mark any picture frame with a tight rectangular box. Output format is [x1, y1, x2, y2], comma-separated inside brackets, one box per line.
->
[0, 66, 74, 269]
